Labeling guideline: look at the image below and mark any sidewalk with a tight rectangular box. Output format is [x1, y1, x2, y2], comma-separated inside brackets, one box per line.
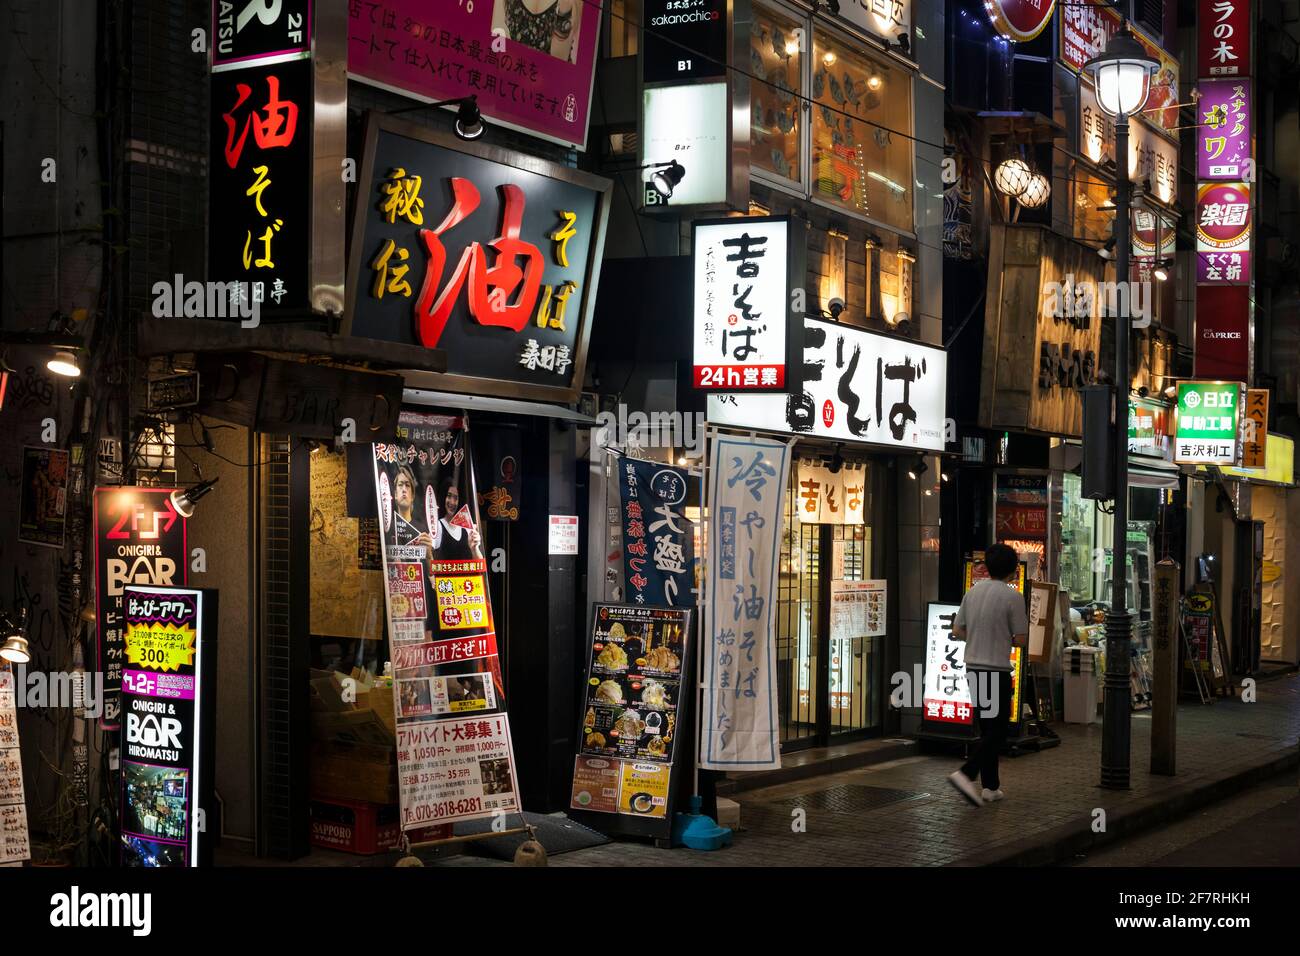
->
[452, 673, 1300, 867]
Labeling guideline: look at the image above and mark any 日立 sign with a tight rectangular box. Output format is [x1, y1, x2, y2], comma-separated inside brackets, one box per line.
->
[1174, 381, 1244, 465]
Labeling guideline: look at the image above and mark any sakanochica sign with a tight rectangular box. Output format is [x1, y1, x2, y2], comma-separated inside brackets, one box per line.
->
[1174, 381, 1244, 465]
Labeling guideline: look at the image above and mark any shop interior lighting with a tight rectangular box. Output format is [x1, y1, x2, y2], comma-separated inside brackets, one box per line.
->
[170, 477, 220, 518]
[867, 73, 882, 90]
[47, 349, 81, 377]
[867, 170, 907, 194]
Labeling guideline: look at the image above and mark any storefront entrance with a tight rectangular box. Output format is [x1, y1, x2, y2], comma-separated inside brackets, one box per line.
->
[774, 460, 886, 749]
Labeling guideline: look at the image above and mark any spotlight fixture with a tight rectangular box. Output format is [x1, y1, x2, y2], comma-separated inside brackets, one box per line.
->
[1098, 235, 1116, 260]
[786, 37, 802, 56]
[867, 73, 883, 91]
[388, 95, 485, 141]
[906, 457, 928, 480]
[170, 477, 220, 518]
[940, 470, 950, 483]
[828, 446, 845, 474]
[643, 160, 686, 200]
[896, 32, 910, 55]
[1163, 384, 1177, 398]
[0, 609, 30, 665]
[827, 297, 846, 321]
[1153, 259, 1172, 281]
[47, 350, 81, 377]
[994, 158, 1032, 197]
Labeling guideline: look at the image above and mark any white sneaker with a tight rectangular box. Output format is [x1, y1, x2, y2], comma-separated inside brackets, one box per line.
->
[982, 788, 1005, 802]
[948, 771, 983, 807]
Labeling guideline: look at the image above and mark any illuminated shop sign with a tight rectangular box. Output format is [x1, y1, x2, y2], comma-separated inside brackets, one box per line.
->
[1197, 78, 1252, 180]
[344, 115, 612, 403]
[1174, 381, 1244, 465]
[1195, 182, 1251, 284]
[984, 0, 1057, 42]
[1198, 0, 1252, 76]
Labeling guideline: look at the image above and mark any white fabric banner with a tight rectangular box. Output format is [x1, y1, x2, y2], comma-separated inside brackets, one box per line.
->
[701, 433, 792, 771]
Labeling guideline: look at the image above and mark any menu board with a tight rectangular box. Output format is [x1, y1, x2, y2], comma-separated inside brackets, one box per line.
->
[0, 664, 30, 864]
[921, 602, 971, 726]
[571, 604, 692, 828]
[829, 579, 887, 640]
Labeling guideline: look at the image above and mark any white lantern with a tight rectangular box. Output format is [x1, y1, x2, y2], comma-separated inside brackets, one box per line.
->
[1017, 172, 1051, 208]
[1083, 28, 1159, 118]
[994, 158, 1032, 197]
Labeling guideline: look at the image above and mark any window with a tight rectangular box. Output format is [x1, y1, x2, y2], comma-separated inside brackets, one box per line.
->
[748, 4, 915, 234]
[608, 0, 639, 57]
[749, 3, 803, 183]
[811, 30, 912, 231]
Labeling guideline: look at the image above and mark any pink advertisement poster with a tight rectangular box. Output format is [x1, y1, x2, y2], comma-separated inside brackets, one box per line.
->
[347, 0, 603, 151]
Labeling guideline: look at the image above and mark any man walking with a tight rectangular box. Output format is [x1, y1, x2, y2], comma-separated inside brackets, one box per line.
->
[947, 543, 1028, 806]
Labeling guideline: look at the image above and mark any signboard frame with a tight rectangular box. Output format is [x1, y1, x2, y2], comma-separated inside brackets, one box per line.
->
[568, 603, 695, 841]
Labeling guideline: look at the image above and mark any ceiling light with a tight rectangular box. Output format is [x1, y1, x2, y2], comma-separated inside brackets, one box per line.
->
[867, 73, 883, 91]
[47, 350, 81, 377]
[822, 50, 836, 65]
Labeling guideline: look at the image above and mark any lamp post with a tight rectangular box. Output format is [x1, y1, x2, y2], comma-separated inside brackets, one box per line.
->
[1084, 27, 1159, 791]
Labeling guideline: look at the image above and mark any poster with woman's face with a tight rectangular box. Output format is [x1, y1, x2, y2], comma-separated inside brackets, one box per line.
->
[492, 0, 583, 63]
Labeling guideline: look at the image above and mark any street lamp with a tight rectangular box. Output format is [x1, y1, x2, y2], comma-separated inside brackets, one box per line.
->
[1084, 26, 1159, 792]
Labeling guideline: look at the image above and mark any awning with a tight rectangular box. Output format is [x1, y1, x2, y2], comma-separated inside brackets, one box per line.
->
[402, 388, 597, 425]
[1128, 458, 1181, 489]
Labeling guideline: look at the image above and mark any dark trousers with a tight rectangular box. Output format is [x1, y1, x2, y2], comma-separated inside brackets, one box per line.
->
[960, 669, 1013, 791]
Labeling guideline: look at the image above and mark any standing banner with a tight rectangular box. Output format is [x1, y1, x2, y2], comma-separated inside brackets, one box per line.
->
[119, 586, 217, 867]
[94, 488, 188, 730]
[570, 604, 692, 837]
[0, 663, 30, 865]
[701, 433, 791, 770]
[616, 455, 695, 609]
[373, 410, 521, 829]
[18, 447, 69, 548]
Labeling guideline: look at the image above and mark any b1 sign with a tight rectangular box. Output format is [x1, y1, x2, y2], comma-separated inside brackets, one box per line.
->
[693, 217, 792, 390]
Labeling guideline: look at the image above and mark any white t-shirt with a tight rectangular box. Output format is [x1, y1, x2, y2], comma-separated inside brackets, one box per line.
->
[955, 578, 1028, 671]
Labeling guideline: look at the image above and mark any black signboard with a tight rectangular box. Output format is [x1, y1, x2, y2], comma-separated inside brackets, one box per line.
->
[120, 586, 218, 867]
[569, 604, 693, 841]
[643, 0, 729, 84]
[209, 56, 313, 318]
[344, 114, 612, 404]
[147, 372, 201, 411]
[212, 0, 312, 68]
[94, 488, 188, 730]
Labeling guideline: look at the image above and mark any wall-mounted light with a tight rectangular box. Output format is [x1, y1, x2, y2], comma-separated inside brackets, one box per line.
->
[171, 477, 220, 518]
[1153, 259, 1172, 281]
[867, 73, 883, 91]
[47, 350, 81, 377]
[906, 457, 928, 480]
[1098, 235, 1116, 260]
[642, 160, 686, 200]
[822, 50, 837, 65]
[0, 609, 30, 665]
[389, 95, 484, 141]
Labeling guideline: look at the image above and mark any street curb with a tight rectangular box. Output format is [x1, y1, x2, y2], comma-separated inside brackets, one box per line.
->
[952, 741, 1300, 867]
[716, 739, 918, 796]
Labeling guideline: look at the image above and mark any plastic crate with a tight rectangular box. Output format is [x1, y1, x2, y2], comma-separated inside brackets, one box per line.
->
[309, 797, 448, 855]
